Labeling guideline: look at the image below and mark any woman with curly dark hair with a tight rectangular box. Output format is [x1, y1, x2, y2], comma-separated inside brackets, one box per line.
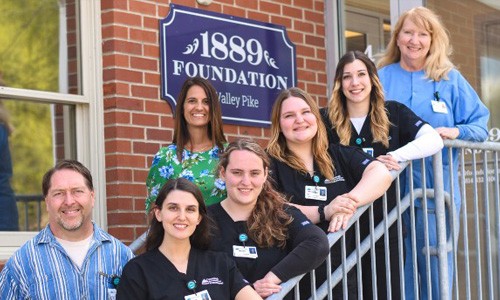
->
[209, 138, 329, 298]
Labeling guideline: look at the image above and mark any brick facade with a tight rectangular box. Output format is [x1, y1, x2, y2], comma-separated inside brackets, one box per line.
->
[100, 0, 328, 245]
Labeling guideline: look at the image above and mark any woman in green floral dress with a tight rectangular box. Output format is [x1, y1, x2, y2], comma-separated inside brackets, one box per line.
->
[146, 77, 227, 212]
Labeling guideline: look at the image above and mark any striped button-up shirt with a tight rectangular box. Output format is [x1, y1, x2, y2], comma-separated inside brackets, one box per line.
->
[0, 223, 134, 299]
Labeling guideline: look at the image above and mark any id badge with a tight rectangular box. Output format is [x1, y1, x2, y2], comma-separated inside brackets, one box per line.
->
[431, 100, 448, 114]
[107, 289, 117, 300]
[184, 290, 212, 300]
[305, 185, 327, 201]
[233, 245, 258, 259]
[362, 147, 374, 157]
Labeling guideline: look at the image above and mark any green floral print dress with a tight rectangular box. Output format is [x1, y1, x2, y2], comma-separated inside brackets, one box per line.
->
[145, 144, 226, 212]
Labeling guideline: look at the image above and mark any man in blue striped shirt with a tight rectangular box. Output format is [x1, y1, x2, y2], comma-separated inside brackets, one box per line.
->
[0, 160, 134, 299]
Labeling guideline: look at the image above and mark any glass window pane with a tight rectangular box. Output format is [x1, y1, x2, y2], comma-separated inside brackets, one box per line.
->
[1, 99, 76, 232]
[345, 0, 390, 59]
[0, 0, 80, 95]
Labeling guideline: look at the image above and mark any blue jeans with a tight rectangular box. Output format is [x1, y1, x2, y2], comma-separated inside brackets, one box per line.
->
[403, 204, 458, 300]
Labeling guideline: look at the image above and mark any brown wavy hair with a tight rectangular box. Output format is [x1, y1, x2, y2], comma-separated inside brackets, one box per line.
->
[173, 77, 226, 161]
[328, 51, 390, 148]
[267, 87, 334, 180]
[377, 6, 454, 81]
[218, 138, 292, 248]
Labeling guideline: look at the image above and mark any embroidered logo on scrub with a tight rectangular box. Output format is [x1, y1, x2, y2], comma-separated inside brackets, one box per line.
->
[324, 175, 345, 184]
[202, 277, 224, 285]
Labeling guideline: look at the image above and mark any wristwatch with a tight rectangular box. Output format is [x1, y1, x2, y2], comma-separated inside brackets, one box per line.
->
[318, 204, 326, 223]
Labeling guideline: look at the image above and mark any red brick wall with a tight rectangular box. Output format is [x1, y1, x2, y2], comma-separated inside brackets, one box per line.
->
[100, 0, 328, 245]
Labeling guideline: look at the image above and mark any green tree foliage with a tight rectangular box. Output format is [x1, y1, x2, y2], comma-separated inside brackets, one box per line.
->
[0, 0, 59, 91]
[0, 0, 60, 229]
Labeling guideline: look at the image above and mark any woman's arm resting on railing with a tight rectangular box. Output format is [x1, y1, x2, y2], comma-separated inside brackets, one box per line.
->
[385, 124, 444, 165]
[327, 160, 392, 232]
[252, 272, 282, 298]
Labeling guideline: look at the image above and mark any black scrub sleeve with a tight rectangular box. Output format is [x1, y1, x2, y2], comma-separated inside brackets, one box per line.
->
[225, 253, 251, 299]
[386, 101, 427, 144]
[270, 207, 330, 282]
[116, 258, 148, 300]
[331, 143, 375, 184]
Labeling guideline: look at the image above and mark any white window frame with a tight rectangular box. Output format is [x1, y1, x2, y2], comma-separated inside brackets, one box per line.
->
[0, 0, 105, 260]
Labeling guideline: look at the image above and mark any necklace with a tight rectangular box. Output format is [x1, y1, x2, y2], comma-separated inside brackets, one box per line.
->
[188, 142, 213, 153]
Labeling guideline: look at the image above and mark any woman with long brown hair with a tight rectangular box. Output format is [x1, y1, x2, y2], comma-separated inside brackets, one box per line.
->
[324, 50, 443, 299]
[146, 77, 227, 212]
[118, 178, 262, 300]
[267, 87, 392, 298]
[209, 138, 329, 299]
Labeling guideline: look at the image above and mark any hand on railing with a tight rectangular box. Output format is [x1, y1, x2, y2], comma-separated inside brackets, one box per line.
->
[376, 154, 401, 171]
[328, 212, 354, 232]
[325, 193, 357, 232]
[253, 271, 282, 298]
[436, 127, 460, 140]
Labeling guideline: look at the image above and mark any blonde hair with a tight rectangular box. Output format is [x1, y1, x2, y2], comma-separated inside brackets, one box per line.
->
[329, 51, 390, 148]
[377, 6, 454, 81]
[267, 87, 334, 180]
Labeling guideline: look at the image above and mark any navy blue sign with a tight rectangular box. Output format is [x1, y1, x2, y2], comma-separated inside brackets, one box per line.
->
[160, 4, 297, 127]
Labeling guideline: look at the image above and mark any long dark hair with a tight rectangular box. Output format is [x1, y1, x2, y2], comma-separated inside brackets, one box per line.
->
[146, 178, 212, 251]
[173, 77, 226, 161]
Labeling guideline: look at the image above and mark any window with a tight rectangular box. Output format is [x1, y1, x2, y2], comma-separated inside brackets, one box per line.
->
[0, 0, 105, 259]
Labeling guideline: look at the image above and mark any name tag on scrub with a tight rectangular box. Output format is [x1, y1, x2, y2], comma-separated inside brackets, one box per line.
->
[185, 290, 212, 300]
[362, 147, 374, 157]
[233, 245, 258, 259]
[431, 100, 448, 114]
[305, 185, 327, 201]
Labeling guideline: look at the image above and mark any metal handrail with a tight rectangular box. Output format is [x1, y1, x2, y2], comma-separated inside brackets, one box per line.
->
[14, 194, 44, 231]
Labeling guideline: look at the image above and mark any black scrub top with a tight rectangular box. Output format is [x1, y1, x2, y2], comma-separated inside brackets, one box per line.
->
[269, 144, 374, 232]
[117, 248, 248, 300]
[320, 101, 426, 157]
[208, 204, 328, 284]
[320, 101, 426, 234]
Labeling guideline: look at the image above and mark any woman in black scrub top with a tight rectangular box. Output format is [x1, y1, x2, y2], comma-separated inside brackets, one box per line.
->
[117, 178, 262, 300]
[322, 51, 443, 299]
[267, 87, 392, 299]
[208, 138, 329, 299]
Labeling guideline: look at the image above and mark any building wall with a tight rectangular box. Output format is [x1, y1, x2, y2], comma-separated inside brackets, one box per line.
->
[428, 0, 497, 92]
[100, 0, 329, 245]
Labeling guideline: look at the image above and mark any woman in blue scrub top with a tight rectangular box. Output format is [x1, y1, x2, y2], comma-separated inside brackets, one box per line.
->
[377, 6, 489, 300]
